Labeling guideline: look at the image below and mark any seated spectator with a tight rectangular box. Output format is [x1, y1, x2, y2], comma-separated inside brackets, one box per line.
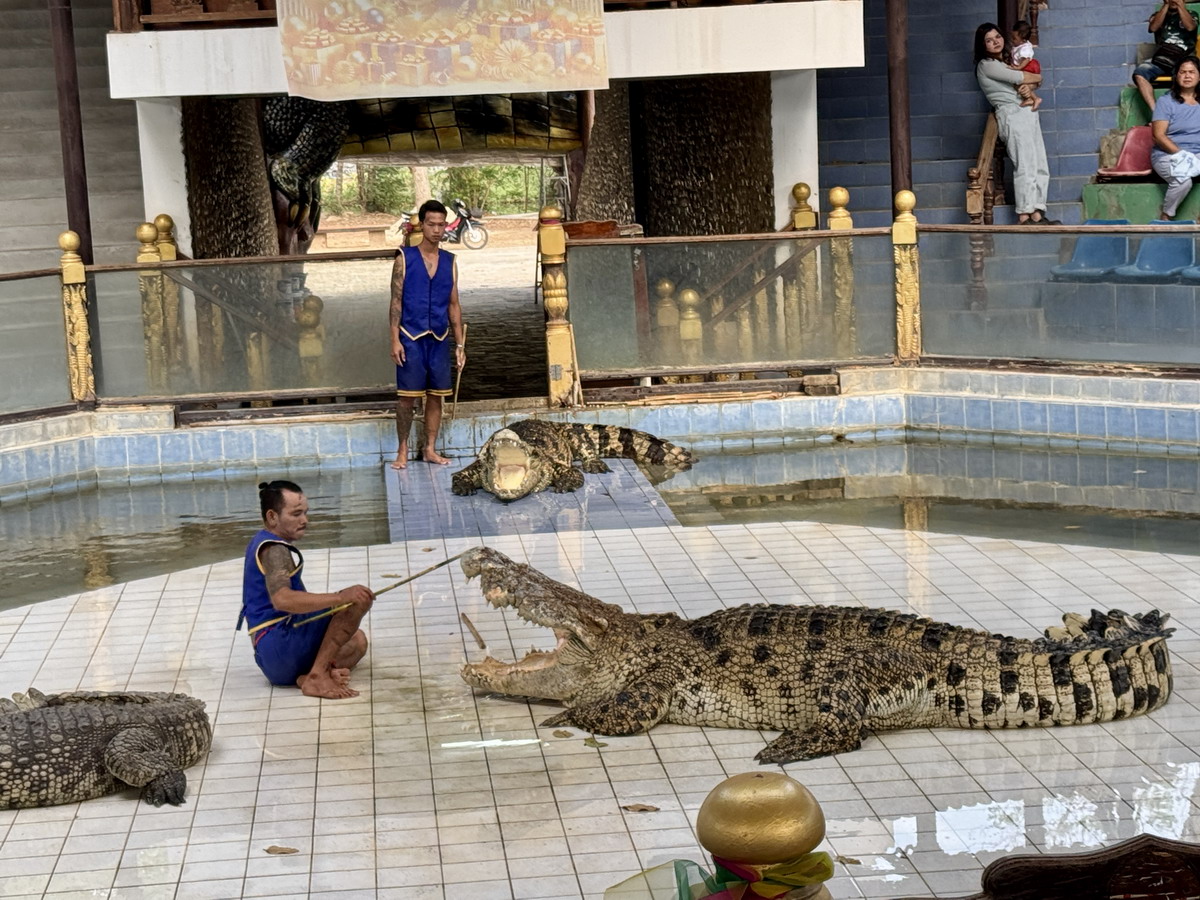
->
[1134, 0, 1197, 115]
[1151, 56, 1200, 218]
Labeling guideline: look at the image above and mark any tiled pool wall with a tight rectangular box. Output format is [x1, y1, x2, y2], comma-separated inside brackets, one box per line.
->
[2, 366, 1199, 501]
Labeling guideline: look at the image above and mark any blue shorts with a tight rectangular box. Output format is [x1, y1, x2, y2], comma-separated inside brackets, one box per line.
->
[396, 335, 452, 398]
[253, 615, 329, 686]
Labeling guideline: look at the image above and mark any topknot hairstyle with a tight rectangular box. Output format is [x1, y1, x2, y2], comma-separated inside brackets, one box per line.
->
[258, 479, 303, 521]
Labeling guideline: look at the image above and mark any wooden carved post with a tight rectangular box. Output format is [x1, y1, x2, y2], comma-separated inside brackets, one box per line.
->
[539, 204, 581, 407]
[154, 214, 185, 378]
[827, 187, 856, 359]
[786, 182, 817, 355]
[678, 288, 703, 368]
[297, 294, 326, 385]
[892, 189, 922, 363]
[58, 230, 95, 403]
[654, 277, 682, 364]
[136, 223, 168, 393]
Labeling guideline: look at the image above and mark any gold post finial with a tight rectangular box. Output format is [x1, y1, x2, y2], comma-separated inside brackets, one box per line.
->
[59, 231, 84, 284]
[790, 183, 817, 230]
[154, 214, 178, 262]
[827, 187, 852, 230]
[893, 190, 917, 245]
[136, 222, 160, 261]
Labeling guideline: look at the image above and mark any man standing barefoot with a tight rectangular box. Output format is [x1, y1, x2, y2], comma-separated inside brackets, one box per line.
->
[241, 480, 374, 699]
[390, 199, 466, 469]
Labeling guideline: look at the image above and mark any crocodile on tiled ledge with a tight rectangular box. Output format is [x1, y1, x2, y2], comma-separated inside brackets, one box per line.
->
[0, 690, 212, 809]
[451, 420, 695, 501]
[458, 548, 1174, 764]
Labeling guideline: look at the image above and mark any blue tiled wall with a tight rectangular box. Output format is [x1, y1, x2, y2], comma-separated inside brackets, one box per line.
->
[5, 370, 1200, 501]
[818, 0, 1155, 225]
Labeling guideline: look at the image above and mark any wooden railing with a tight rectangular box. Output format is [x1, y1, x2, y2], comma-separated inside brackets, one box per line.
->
[965, 112, 1004, 228]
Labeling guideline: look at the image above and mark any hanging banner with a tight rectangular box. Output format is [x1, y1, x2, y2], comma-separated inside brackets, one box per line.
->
[277, 0, 609, 101]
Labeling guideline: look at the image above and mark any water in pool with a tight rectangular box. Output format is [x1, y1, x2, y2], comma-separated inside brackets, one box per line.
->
[6, 440, 1200, 609]
[0, 468, 389, 610]
[656, 440, 1200, 556]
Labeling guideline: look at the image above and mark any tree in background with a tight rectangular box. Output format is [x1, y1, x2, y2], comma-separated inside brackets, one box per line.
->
[321, 162, 553, 217]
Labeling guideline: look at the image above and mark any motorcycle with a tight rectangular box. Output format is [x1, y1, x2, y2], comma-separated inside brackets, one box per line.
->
[391, 199, 489, 250]
[444, 198, 489, 249]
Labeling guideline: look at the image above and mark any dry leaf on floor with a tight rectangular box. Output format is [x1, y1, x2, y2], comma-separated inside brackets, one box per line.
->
[835, 854, 861, 866]
[552, 729, 573, 738]
[621, 803, 659, 812]
[584, 736, 608, 749]
[265, 846, 298, 855]
[422, 547, 434, 552]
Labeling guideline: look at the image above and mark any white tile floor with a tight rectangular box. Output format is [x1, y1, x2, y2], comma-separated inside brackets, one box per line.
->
[3, 464, 1200, 898]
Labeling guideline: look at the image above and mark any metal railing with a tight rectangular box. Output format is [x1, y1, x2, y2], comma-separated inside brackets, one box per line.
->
[8, 187, 1200, 423]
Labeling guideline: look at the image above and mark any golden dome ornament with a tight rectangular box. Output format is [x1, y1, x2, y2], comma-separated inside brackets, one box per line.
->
[604, 773, 834, 900]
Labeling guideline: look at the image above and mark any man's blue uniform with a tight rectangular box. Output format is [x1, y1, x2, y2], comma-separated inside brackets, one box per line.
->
[240, 529, 329, 685]
[396, 244, 455, 398]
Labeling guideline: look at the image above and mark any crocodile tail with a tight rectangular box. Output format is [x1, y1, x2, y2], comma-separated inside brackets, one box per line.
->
[952, 632, 1172, 732]
[569, 424, 695, 467]
[1042, 608, 1174, 646]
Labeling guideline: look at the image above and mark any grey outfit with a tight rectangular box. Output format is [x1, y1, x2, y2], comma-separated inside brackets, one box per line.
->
[976, 58, 1050, 216]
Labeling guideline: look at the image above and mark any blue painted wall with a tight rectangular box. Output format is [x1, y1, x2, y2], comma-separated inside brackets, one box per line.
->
[816, 0, 1158, 225]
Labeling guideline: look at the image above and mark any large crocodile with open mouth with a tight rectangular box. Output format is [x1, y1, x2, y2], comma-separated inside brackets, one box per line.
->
[0, 689, 212, 809]
[458, 547, 1174, 763]
[451, 419, 694, 501]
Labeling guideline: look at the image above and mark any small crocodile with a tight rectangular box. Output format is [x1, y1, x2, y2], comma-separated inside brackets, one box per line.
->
[451, 420, 694, 501]
[0, 689, 212, 809]
[458, 547, 1174, 763]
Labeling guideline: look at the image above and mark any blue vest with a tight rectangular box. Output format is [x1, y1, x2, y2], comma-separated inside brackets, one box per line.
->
[240, 528, 304, 629]
[399, 245, 454, 341]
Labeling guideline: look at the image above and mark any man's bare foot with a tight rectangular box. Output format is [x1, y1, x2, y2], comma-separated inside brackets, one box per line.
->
[298, 671, 359, 699]
[422, 449, 452, 465]
[390, 443, 409, 470]
[331, 667, 352, 686]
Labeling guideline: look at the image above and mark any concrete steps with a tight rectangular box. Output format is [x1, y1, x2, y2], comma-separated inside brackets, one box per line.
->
[0, 0, 143, 274]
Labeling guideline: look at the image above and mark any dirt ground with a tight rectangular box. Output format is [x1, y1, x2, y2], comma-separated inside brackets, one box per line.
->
[316, 213, 545, 400]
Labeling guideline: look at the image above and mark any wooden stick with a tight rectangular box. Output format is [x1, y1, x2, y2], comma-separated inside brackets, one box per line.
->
[438, 323, 467, 457]
[460, 612, 486, 649]
[259, 549, 470, 632]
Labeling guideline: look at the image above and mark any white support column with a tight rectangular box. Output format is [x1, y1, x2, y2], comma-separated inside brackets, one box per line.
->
[771, 70, 819, 228]
[136, 98, 192, 257]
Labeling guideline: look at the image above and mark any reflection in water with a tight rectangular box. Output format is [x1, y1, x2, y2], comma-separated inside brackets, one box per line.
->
[1134, 762, 1200, 839]
[873, 766, 1200, 859]
[1043, 792, 1117, 849]
[887, 815, 919, 855]
[935, 800, 1025, 855]
[2, 467, 390, 610]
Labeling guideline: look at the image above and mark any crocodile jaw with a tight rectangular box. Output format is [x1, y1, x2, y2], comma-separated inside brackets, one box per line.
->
[481, 431, 542, 501]
[459, 561, 592, 700]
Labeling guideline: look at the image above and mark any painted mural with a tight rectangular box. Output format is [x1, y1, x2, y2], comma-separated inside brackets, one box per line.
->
[276, 0, 608, 101]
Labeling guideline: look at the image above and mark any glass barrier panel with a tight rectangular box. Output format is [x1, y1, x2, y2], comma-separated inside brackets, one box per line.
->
[566, 234, 895, 373]
[921, 229, 1200, 367]
[92, 259, 396, 398]
[0, 275, 72, 414]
